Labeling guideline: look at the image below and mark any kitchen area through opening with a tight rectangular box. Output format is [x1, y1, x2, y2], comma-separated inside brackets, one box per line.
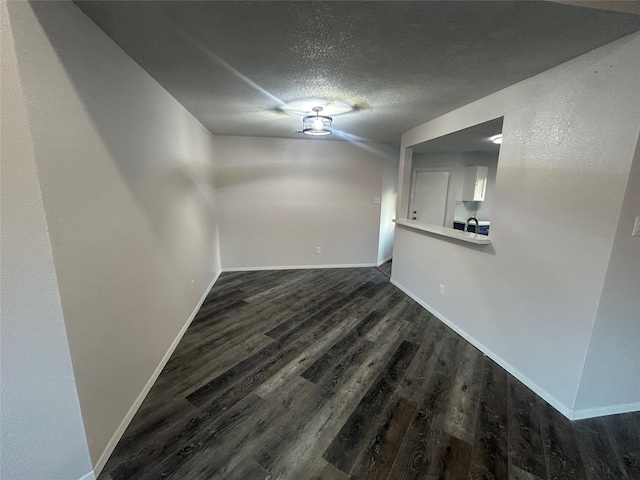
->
[408, 117, 503, 237]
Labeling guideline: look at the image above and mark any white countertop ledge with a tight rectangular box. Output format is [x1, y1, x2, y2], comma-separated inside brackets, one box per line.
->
[394, 219, 492, 245]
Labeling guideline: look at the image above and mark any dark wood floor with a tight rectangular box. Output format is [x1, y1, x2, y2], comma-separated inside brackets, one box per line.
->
[98, 267, 639, 480]
[376, 259, 392, 277]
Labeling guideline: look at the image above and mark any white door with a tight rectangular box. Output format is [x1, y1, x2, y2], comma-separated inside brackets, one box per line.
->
[410, 170, 450, 225]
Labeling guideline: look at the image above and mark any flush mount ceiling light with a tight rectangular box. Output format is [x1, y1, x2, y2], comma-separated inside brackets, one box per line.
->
[490, 134, 503, 144]
[280, 99, 354, 117]
[298, 107, 332, 136]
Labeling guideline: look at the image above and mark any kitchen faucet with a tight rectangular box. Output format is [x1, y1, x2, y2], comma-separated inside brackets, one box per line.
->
[466, 216, 479, 234]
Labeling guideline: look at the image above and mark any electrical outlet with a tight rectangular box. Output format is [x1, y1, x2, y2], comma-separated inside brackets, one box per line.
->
[438, 284, 445, 296]
[315, 247, 321, 254]
[374, 197, 381, 204]
[633, 216, 640, 237]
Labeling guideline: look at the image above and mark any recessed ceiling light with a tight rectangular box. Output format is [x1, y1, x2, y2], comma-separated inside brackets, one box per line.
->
[490, 134, 503, 144]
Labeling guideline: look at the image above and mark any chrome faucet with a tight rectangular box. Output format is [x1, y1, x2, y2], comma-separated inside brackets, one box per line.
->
[466, 216, 479, 234]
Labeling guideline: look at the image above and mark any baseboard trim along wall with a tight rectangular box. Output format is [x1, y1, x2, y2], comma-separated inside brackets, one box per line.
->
[78, 469, 96, 480]
[572, 401, 640, 421]
[389, 278, 576, 421]
[222, 263, 377, 272]
[89, 269, 222, 479]
[377, 255, 393, 267]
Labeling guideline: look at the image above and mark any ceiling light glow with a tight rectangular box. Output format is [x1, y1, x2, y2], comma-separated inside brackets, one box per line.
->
[280, 99, 354, 117]
[299, 107, 332, 136]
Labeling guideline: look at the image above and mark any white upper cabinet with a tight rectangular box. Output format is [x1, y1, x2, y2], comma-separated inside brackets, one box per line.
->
[462, 166, 488, 201]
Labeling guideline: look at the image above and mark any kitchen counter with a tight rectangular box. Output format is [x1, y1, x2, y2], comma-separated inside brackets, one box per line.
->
[454, 219, 491, 226]
[453, 219, 490, 235]
[394, 219, 491, 245]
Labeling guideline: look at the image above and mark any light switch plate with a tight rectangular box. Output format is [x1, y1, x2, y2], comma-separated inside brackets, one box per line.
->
[373, 197, 381, 204]
[633, 216, 640, 237]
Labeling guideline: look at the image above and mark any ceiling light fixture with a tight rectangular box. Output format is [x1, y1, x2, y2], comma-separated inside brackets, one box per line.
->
[490, 134, 503, 144]
[280, 99, 354, 117]
[299, 107, 332, 136]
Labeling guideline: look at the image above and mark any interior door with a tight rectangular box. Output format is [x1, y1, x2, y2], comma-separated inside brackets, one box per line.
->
[410, 169, 450, 225]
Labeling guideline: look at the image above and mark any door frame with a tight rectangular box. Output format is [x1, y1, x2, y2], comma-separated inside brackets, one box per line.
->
[408, 167, 455, 226]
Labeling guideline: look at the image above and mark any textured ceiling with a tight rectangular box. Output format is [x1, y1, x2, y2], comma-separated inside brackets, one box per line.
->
[74, 1, 640, 146]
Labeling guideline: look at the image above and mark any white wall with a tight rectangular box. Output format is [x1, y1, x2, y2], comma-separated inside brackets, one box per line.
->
[378, 154, 399, 264]
[1, 4, 94, 478]
[393, 32, 640, 418]
[214, 136, 397, 269]
[5, 1, 222, 474]
[574, 134, 640, 417]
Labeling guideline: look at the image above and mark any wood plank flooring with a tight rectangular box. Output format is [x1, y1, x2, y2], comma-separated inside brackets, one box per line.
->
[98, 267, 639, 480]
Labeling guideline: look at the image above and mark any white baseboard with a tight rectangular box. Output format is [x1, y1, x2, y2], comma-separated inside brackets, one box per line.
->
[78, 469, 96, 480]
[571, 401, 640, 420]
[90, 269, 221, 478]
[389, 278, 574, 420]
[222, 263, 377, 272]
[377, 255, 392, 266]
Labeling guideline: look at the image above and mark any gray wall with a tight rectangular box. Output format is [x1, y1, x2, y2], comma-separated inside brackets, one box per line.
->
[393, 32, 640, 418]
[1, 2, 93, 478]
[5, 1, 222, 475]
[214, 136, 398, 269]
[574, 134, 640, 417]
